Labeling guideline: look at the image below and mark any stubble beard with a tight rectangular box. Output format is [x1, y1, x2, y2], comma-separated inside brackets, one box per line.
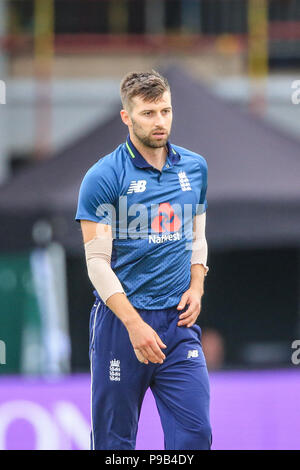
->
[131, 119, 170, 149]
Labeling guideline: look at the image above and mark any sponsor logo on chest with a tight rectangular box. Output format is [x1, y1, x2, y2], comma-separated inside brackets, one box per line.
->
[127, 180, 147, 194]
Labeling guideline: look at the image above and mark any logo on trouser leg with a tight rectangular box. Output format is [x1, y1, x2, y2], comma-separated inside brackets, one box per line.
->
[109, 359, 120, 381]
[187, 349, 199, 359]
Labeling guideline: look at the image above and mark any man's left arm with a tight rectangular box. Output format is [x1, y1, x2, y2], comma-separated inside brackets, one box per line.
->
[177, 212, 209, 327]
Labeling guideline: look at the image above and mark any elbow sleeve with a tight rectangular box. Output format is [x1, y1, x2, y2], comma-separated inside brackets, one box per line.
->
[191, 213, 209, 276]
[84, 237, 125, 304]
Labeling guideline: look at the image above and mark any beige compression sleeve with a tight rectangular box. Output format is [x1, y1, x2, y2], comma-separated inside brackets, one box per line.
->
[191, 212, 209, 276]
[84, 236, 125, 304]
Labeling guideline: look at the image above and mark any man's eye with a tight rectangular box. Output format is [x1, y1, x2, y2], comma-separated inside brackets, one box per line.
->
[144, 112, 152, 116]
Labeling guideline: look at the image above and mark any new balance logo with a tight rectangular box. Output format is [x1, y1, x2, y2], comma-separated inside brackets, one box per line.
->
[109, 359, 120, 381]
[178, 171, 191, 191]
[127, 180, 147, 194]
[187, 349, 199, 359]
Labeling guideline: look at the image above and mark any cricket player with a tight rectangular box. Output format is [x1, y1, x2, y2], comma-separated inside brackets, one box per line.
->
[75, 70, 212, 450]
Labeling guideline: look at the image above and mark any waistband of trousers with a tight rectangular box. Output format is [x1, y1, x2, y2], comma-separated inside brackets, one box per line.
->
[93, 289, 182, 315]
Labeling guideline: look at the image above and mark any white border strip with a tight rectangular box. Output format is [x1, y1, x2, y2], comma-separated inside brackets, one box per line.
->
[90, 302, 101, 451]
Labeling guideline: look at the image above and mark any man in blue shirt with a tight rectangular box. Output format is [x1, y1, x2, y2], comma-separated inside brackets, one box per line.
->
[75, 70, 212, 450]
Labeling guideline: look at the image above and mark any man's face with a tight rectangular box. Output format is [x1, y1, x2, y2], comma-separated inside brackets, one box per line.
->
[126, 91, 173, 149]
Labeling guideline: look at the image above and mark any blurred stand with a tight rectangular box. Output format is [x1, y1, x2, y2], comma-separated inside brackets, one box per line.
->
[34, 0, 54, 159]
[145, 0, 164, 34]
[0, 0, 9, 184]
[28, 220, 70, 375]
[109, 0, 127, 34]
[0, 220, 70, 376]
[0, 0, 299, 374]
[248, 0, 268, 116]
[5, 0, 300, 166]
[181, 0, 201, 34]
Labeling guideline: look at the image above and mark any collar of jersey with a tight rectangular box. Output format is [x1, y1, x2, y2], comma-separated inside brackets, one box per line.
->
[125, 135, 180, 169]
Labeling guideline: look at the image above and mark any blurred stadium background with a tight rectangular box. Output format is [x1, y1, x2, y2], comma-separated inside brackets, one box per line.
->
[0, 0, 299, 450]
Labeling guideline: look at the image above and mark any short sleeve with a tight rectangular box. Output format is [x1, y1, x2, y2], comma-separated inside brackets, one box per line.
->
[75, 160, 119, 225]
[196, 156, 208, 215]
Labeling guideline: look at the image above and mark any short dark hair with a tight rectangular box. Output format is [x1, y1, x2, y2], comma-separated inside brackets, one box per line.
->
[120, 70, 170, 110]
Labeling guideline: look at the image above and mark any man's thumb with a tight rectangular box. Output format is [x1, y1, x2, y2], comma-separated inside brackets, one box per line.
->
[155, 334, 167, 349]
[177, 293, 188, 310]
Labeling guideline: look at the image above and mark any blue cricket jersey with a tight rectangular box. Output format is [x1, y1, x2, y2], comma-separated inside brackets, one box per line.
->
[75, 136, 208, 309]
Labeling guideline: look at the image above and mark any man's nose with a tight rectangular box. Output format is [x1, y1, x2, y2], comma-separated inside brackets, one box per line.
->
[154, 113, 165, 127]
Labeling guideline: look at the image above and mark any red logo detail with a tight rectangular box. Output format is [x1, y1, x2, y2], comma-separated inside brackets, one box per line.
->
[151, 202, 181, 233]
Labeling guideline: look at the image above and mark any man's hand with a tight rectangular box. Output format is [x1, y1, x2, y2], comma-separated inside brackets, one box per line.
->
[177, 288, 203, 328]
[126, 318, 167, 365]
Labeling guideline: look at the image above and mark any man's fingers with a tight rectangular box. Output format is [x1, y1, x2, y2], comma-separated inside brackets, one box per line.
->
[178, 315, 197, 327]
[131, 326, 167, 364]
[179, 309, 194, 320]
[154, 333, 167, 350]
[141, 345, 163, 364]
[142, 334, 167, 364]
[177, 293, 189, 310]
[179, 302, 200, 320]
[134, 348, 148, 364]
[178, 305, 200, 327]
[149, 342, 166, 362]
[178, 316, 196, 327]
[178, 313, 194, 326]
[141, 337, 167, 363]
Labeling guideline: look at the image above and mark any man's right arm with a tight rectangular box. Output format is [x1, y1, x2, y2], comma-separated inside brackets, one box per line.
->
[80, 220, 167, 365]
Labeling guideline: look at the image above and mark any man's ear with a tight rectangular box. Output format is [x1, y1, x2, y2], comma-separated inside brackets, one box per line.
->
[120, 109, 131, 127]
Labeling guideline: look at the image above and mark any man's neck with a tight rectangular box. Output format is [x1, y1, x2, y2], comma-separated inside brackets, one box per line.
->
[130, 134, 168, 172]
